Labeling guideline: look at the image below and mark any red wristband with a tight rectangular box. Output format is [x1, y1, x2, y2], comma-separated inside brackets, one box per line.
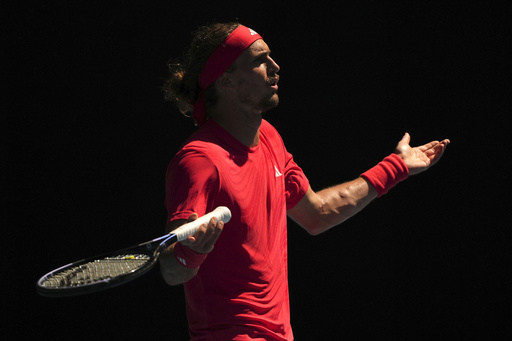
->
[174, 242, 208, 269]
[360, 153, 409, 197]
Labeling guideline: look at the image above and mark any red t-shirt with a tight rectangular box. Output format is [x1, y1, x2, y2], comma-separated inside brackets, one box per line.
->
[165, 119, 309, 340]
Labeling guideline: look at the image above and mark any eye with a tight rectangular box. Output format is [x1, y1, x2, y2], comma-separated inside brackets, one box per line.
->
[254, 53, 269, 65]
[255, 56, 265, 64]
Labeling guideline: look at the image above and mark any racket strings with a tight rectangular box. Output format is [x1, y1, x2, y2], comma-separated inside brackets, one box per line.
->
[41, 255, 150, 288]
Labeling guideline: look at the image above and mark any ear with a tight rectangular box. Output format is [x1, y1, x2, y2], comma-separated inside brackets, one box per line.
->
[216, 73, 235, 89]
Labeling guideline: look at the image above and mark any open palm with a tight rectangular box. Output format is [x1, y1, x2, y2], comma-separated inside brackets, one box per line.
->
[395, 133, 450, 176]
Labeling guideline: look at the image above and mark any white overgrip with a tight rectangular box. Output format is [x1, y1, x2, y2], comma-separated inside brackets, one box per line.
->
[172, 206, 231, 242]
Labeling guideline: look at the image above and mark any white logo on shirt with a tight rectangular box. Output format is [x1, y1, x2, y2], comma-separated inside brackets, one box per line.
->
[249, 28, 258, 36]
[274, 165, 283, 177]
[177, 257, 187, 266]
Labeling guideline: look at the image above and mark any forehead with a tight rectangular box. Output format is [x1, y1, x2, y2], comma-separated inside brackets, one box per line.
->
[248, 39, 270, 54]
[234, 39, 270, 65]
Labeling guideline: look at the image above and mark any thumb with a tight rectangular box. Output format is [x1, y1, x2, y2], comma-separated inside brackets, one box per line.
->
[187, 213, 199, 222]
[399, 132, 410, 146]
[395, 132, 411, 155]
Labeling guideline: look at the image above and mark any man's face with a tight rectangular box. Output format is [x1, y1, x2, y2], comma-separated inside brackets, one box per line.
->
[228, 39, 280, 113]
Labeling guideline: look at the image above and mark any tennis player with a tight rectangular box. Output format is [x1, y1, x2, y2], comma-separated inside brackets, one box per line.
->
[159, 22, 450, 340]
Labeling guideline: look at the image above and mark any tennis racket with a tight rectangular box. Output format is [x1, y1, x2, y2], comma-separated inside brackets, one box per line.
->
[36, 206, 231, 298]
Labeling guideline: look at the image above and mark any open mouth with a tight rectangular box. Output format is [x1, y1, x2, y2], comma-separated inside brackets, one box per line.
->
[269, 75, 279, 90]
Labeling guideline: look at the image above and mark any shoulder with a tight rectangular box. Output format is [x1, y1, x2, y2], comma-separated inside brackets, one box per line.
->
[260, 119, 279, 135]
[260, 119, 285, 145]
[168, 149, 218, 184]
[174, 122, 226, 163]
[169, 121, 233, 178]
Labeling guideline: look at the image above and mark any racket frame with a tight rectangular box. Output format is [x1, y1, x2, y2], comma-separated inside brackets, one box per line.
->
[36, 206, 231, 297]
[36, 234, 176, 297]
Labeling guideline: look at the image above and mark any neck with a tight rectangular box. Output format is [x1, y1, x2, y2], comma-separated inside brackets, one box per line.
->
[212, 110, 262, 148]
[213, 111, 262, 148]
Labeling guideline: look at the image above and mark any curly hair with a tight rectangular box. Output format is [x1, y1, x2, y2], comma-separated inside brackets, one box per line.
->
[162, 22, 241, 120]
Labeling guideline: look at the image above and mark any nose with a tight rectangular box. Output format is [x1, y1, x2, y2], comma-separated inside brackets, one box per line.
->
[268, 56, 280, 73]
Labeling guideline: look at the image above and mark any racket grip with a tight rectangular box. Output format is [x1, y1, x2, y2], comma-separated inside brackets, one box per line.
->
[172, 206, 231, 242]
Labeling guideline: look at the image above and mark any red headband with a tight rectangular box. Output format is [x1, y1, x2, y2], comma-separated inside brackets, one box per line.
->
[192, 25, 262, 126]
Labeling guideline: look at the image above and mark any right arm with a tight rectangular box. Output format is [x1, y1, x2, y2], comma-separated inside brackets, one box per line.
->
[159, 213, 224, 286]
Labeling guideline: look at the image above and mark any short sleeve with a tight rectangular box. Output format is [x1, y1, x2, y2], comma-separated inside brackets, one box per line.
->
[284, 151, 309, 209]
[165, 150, 219, 223]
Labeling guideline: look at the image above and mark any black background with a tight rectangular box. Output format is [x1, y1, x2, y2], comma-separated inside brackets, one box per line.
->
[4, 1, 511, 339]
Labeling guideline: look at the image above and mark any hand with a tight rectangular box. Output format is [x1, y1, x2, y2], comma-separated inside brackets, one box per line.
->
[395, 133, 450, 176]
[180, 213, 224, 254]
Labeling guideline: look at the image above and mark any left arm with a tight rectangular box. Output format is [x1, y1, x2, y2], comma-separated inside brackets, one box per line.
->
[287, 133, 450, 235]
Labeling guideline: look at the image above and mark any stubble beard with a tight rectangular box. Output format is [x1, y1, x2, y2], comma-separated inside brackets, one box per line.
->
[259, 93, 279, 113]
[236, 84, 279, 114]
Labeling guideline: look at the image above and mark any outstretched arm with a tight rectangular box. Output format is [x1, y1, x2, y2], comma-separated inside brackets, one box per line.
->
[287, 133, 450, 235]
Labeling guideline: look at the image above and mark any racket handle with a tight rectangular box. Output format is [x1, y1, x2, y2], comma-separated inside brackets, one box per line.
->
[172, 206, 232, 242]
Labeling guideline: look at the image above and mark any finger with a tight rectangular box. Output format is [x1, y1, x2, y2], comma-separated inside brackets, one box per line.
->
[434, 139, 450, 155]
[398, 132, 411, 146]
[207, 216, 218, 228]
[207, 219, 224, 241]
[200, 218, 217, 241]
[426, 142, 449, 166]
[421, 137, 451, 151]
[424, 143, 441, 155]
[192, 217, 220, 247]
[181, 222, 207, 247]
[181, 235, 197, 247]
[204, 217, 225, 241]
[187, 213, 198, 222]
[211, 220, 224, 241]
[200, 220, 224, 253]
[193, 222, 208, 240]
[433, 142, 448, 158]
[418, 140, 441, 152]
